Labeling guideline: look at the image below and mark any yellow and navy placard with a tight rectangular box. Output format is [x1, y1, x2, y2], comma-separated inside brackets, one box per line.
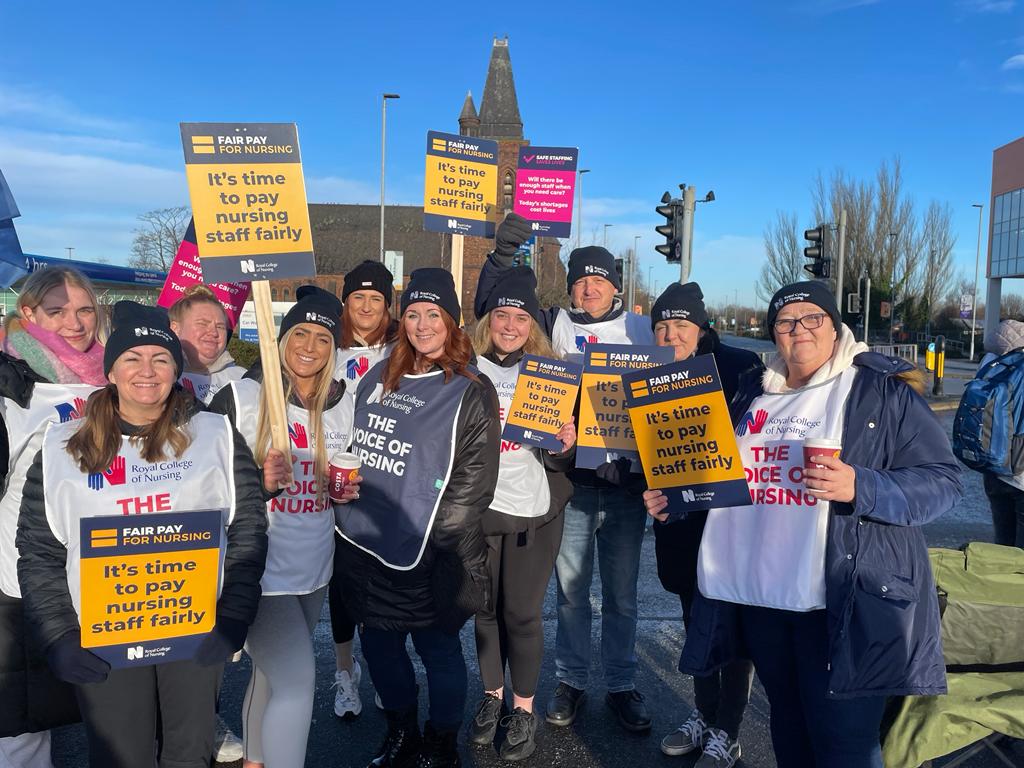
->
[623, 354, 750, 516]
[180, 122, 316, 283]
[423, 130, 499, 237]
[79, 510, 221, 669]
[576, 343, 675, 470]
[503, 354, 584, 452]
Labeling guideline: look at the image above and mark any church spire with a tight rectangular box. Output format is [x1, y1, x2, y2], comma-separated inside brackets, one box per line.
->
[458, 90, 480, 137]
[477, 37, 523, 139]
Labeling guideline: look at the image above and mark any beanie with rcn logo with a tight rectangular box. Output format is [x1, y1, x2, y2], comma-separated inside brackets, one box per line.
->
[104, 301, 184, 377]
[566, 246, 621, 294]
[766, 280, 841, 341]
[400, 268, 461, 324]
[343, 260, 394, 307]
[478, 266, 541, 322]
[650, 282, 708, 330]
[279, 285, 343, 344]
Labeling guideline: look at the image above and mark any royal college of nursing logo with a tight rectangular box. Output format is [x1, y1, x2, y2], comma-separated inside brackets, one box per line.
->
[575, 334, 598, 353]
[288, 422, 309, 449]
[736, 409, 768, 437]
[54, 397, 88, 423]
[88, 456, 127, 491]
[346, 356, 370, 380]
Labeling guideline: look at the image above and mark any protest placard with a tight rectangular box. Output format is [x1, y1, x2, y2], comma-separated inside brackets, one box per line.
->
[156, 219, 251, 328]
[502, 355, 583, 452]
[423, 130, 498, 237]
[576, 344, 674, 470]
[513, 146, 577, 237]
[623, 354, 750, 516]
[179, 122, 315, 283]
[78, 510, 221, 668]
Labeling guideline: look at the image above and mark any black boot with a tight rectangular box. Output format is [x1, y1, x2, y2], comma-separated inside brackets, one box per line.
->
[415, 721, 460, 768]
[369, 705, 421, 768]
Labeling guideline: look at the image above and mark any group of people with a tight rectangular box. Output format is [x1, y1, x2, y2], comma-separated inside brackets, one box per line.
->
[0, 210, 963, 768]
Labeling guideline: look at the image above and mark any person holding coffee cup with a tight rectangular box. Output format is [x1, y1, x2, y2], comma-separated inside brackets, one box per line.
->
[644, 281, 962, 768]
[334, 268, 500, 768]
[209, 285, 358, 768]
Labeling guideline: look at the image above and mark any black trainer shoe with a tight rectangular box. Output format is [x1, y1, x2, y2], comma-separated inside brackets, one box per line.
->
[369, 706, 421, 767]
[467, 694, 503, 746]
[605, 689, 652, 733]
[545, 682, 586, 727]
[498, 708, 537, 762]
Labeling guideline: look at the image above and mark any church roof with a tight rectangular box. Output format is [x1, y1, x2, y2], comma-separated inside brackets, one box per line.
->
[459, 90, 478, 121]
[477, 37, 523, 139]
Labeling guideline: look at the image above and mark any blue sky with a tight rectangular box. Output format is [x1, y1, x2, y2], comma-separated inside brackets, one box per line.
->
[1, 0, 1022, 306]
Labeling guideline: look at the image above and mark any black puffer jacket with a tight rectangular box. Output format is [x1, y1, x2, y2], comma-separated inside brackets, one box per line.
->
[15, 398, 269, 654]
[334, 373, 501, 634]
[652, 329, 764, 595]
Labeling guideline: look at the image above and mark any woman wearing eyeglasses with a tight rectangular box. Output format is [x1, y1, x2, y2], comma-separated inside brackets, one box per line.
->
[645, 281, 962, 768]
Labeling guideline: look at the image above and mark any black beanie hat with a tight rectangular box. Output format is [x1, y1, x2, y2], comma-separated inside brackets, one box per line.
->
[279, 285, 342, 344]
[343, 260, 394, 307]
[104, 301, 184, 377]
[400, 268, 461, 323]
[566, 246, 621, 294]
[478, 266, 541, 322]
[651, 282, 708, 330]
[766, 281, 841, 341]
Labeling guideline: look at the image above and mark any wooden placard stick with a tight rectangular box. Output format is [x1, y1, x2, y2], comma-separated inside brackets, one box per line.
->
[451, 233, 464, 321]
[251, 280, 289, 454]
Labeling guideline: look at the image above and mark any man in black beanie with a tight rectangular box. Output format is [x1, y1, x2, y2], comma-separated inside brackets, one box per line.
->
[474, 213, 655, 733]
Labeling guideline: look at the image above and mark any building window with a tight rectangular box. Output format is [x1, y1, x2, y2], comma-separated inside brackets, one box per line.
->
[282, 288, 291, 301]
[503, 171, 514, 211]
[992, 188, 1024, 279]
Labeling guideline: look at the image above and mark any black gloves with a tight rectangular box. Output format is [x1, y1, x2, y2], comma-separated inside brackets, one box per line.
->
[194, 617, 248, 667]
[595, 457, 634, 487]
[493, 212, 533, 265]
[47, 631, 110, 685]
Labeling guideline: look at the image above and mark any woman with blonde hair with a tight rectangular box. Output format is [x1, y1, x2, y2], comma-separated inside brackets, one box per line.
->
[16, 300, 267, 768]
[0, 266, 107, 767]
[168, 285, 243, 404]
[467, 267, 576, 761]
[210, 285, 356, 768]
[335, 268, 500, 768]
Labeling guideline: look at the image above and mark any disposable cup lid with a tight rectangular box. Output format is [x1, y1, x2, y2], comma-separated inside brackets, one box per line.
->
[330, 452, 361, 469]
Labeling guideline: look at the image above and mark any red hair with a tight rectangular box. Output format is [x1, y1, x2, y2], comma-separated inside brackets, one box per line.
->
[382, 311, 476, 392]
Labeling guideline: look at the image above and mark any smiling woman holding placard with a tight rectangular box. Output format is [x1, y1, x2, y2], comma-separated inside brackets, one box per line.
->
[15, 301, 268, 768]
[645, 280, 963, 768]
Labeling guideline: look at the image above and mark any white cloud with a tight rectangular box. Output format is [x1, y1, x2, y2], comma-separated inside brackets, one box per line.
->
[0, 84, 128, 134]
[1002, 54, 1024, 70]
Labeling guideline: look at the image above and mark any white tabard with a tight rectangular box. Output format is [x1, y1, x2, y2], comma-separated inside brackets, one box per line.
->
[550, 309, 654, 363]
[228, 378, 353, 595]
[697, 368, 856, 612]
[179, 365, 245, 405]
[477, 357, 550, 518]
[40, 412, 236, 617]
[0, 383, 99, 597]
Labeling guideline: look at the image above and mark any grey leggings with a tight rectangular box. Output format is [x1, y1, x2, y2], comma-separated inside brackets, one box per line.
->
[242, 587, 326, 767]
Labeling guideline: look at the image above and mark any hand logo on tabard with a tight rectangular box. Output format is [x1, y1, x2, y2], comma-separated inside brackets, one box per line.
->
[289, 423, 309, 449]
[736, 409, 768, 437]
[88, 456, 127, 491]
[54, 397, 89, 423]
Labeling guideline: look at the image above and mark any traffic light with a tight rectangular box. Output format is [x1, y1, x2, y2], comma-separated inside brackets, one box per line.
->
[803, 224, 832, 279]
[614, 257, 625, 287]
[655, 191, 683, 263]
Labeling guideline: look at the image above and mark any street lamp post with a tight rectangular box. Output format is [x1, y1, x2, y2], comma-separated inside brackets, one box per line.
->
[576, 169, 590, 250]
[379, 93, 400, 262]
[971, 203, 984, 362]
[603, 223, 613, 248]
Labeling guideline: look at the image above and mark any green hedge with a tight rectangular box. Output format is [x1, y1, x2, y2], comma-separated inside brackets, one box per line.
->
[228, 337, 260, 369]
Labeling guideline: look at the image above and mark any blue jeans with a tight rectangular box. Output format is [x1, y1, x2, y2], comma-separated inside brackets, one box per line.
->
[739, 606, 885, 768]
[360, 625, 467, 732]
[554, 485, 647, 692]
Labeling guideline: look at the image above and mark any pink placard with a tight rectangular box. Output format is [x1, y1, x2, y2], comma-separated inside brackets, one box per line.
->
[157, 219, 251, 328]
[513, 146, 578, 238]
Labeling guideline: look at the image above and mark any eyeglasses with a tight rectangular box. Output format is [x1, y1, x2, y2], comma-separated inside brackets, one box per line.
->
[773, 313, 827, 334]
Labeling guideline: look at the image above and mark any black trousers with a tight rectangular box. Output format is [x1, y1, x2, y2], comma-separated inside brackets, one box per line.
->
[983, 473, 1024, 547]
[74, 659, 221, 768]
[329, 533, 357, 644]
[474, 517, 563, 698]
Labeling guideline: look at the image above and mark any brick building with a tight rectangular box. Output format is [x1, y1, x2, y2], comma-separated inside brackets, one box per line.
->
[271, 38, 566, 318]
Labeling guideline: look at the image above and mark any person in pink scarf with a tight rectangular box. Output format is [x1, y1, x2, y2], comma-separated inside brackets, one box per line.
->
[0, 266, 105, 768]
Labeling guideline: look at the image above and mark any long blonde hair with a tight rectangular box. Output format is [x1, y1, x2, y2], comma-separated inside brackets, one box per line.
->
[254, 328, 337, 505]
[10, 266, 107, 343]
[472, 310, 558, 360]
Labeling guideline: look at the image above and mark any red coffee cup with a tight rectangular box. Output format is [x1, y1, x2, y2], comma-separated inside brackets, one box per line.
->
[803, 438, 841, 470]
[328, 452, 361, 503]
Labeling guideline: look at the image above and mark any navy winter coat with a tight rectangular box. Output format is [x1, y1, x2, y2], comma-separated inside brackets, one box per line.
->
[680, 351, 963, 698]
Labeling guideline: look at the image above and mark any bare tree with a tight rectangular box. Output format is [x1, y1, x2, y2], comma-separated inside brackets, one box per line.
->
[918, 201, 957, 323]
[129, 206, 190, 272]
[756, 211, 807, 303]
[1001, 293, 1024, 320]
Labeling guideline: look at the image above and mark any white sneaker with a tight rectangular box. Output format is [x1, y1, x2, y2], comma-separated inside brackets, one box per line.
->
[333, 660, 363, 719]
[661, 709, 707, 756]
[694, 727, 741, 768]
[213, 716, 244, 763]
